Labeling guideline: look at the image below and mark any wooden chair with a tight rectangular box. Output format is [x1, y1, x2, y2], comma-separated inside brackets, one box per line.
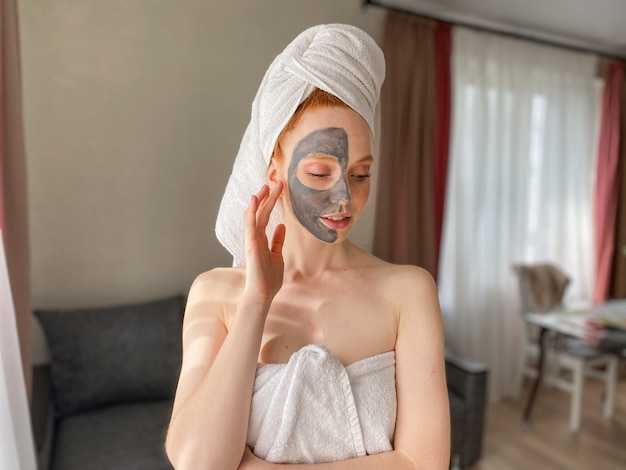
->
[512, 263, 619, 431]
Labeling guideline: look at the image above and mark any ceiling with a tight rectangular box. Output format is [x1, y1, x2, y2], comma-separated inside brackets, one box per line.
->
[369, 0, 626, 58]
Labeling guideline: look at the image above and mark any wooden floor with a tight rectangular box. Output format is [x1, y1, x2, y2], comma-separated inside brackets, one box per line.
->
[468, 373, 626, 470]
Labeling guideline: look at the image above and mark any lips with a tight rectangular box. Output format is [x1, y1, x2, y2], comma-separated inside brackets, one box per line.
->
[320, 213, 352, 230]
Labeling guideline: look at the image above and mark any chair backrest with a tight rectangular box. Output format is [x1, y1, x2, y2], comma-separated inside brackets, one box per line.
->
[512, 263, 570, 314]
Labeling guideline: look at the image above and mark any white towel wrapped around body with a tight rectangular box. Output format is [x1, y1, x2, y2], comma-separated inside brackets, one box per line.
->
[247, 344, 396, 464]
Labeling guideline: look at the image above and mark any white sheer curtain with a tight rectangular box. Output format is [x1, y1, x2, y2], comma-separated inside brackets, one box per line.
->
[0, 232, 36, 470]
[439, 28, 601, 401]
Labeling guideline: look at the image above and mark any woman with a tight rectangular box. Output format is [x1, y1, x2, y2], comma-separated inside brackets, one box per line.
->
[165, 24, 449, 469]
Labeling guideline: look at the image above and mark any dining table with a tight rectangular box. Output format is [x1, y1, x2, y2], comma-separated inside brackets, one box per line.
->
[522, 299, 626, 428]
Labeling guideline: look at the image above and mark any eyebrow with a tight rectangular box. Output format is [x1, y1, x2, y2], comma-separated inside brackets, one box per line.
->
[301, 153, 374, 163]
[300, 153, 339, 164]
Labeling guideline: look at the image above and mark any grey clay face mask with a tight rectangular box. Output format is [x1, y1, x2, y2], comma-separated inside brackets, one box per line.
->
[288, 127, 351, 243]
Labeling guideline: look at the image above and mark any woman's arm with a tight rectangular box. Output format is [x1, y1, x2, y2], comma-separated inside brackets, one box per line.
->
[165, 279, 270, 470]
[166, 184, 286, 470]
[239, 446, 416, 469]
[240, 266, 450, 470]
[392, 266, 450, 468]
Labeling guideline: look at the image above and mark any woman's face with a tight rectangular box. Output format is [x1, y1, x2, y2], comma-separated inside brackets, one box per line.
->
[275, 106, 373, 243]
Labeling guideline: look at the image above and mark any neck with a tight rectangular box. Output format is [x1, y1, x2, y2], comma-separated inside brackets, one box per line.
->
[281, 231, 353, 279]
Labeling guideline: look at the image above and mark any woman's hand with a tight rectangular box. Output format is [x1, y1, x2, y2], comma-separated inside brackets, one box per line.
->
[243, 182, 286, 306]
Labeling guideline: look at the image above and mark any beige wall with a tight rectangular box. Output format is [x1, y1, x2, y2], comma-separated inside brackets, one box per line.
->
[19, 0, 385, 312]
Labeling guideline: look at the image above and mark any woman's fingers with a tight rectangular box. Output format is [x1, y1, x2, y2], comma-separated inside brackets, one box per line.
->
[244, 184, 270, 230]
[254, 182, 283, 230]
[244, 182, 284, 248]
[271, 224, 286, 255]
[243, 186, 286, 303]
[255, 184, 270, 203]
[244, 193, 259, 232]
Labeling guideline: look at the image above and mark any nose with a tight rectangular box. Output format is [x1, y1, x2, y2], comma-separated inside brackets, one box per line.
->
[330, 177, 351, 204]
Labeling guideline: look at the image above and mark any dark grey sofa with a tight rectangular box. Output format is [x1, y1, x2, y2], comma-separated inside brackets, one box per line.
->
[32, 295, 185, 470]
[31, 295, 486, 470]
[446, 349, 488, 469]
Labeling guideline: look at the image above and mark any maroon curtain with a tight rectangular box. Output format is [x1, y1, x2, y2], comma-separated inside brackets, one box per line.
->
[609, 69, 626, 298]
[373, 11, 452, 279]
[593, 60, 623, 304]
[1, 0, 31, 395]
[433, 22, 452, 269]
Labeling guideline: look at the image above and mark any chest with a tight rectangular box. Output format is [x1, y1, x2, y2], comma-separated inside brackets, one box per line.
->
[258, 280, 397, 365]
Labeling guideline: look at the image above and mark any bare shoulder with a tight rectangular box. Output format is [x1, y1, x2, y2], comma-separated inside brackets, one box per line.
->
[387, 265, 442, 339]
[189, 267, 246, 298]
[382, 263, 436, 288]
[347, 245, 440, 321]
[185, 267, 246, 322]
[346, 244, 438, 303]
[366, 259, 440, 323]
[355, 247, 437, 293]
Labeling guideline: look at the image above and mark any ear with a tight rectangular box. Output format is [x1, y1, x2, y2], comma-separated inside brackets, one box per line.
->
[267, 159, 283, 194]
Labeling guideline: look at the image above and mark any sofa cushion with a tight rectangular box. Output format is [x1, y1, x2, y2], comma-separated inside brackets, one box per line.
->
[35, 296, 184, 416]
[51, 399, 174, 470]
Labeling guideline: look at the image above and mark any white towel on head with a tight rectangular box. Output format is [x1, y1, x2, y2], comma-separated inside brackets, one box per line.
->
[247, 344, 396, 464]
[215, 24, 386, 266]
